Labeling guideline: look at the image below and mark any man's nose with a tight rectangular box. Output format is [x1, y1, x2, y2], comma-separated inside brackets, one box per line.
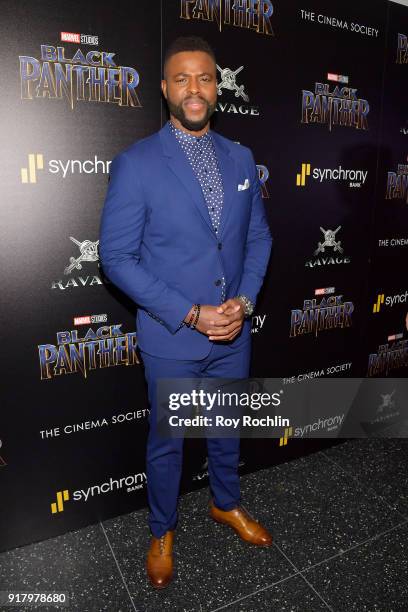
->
[187, 77, 201, 95]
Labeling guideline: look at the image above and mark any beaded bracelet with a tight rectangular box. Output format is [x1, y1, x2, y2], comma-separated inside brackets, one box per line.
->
[187, 304, 198, 327]
[190, 303, 201, 330]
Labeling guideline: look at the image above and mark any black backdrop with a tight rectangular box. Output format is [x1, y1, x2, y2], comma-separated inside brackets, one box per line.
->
[0, 0, 407, 553]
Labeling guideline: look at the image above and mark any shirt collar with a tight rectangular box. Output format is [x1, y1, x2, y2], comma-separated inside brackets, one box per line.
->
[168, 119, 212, 145]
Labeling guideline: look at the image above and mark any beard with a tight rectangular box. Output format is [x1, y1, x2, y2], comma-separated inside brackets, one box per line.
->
[167, 94, 217, 132]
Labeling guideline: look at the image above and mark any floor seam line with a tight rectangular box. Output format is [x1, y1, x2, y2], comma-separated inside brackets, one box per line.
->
[210, 446, 408, 611]
[208, 508, 408, 610]
[321, 448, 408, 521]
[298, 517, 408, 573]
[99, 520, 138, 612]
[208, 562, 301, 612]
[273, 541, 334, 612]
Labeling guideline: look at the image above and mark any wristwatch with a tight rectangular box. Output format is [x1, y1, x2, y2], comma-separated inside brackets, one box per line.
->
[234, 294, 255, 317]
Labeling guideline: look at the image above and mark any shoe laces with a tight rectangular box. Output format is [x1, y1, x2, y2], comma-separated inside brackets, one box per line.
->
[159, 533, 167, 554]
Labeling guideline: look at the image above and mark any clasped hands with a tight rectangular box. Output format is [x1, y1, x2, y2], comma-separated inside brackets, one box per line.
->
[184, 298, 245, 342]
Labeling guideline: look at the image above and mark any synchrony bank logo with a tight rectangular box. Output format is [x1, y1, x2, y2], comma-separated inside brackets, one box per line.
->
[296, 163, 367, 188]
[373, 291, 408, 314]
[50, 472, 146, 514]
[20, 153, 111, 183]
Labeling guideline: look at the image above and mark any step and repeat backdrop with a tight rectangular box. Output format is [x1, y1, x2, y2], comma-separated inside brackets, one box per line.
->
[0, 0, 407, 552]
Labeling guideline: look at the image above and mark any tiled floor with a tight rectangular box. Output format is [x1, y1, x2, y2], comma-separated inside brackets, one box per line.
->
[0, 439, 407, 611]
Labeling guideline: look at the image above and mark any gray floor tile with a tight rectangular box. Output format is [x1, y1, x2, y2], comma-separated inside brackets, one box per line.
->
[102, 511, 201, 612]
[303, 520, 408, 612]
[170, 520, 294, 612]
[103, 510, 293, 612]
[323, 438, 408, 516]
[216, 573, 331, 611]
[238, 447, 403, 570]
[1, 439, 407, 611]
[0, 524, 133, 611]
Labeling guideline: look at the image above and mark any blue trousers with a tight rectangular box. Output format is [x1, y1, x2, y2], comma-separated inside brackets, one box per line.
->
[140, 339, 251, 537]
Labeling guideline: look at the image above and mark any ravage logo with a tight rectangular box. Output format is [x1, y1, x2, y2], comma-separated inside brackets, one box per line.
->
[306, 226, 351, 268]
[51, 236, 105, 292]
[215, 64, 259, 117]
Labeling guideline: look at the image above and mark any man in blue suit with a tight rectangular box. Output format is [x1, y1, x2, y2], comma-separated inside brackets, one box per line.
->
[99, 36, 273, 588]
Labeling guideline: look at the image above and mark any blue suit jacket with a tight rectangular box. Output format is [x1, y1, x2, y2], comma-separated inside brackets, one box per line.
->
[99, 121, 272, 359]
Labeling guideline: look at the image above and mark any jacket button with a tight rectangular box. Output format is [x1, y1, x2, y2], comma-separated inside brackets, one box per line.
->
[218, 243, 222, 250]
[215, 279, 221, 286]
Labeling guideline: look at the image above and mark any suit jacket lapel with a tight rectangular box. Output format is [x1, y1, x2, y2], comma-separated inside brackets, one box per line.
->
[159, 122, 237, 239]
[159, 122, 214, 234]
[211, 130, 236, 240]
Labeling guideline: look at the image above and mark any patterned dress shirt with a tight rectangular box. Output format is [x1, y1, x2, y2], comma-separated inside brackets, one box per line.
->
[168, 120, 227, 329]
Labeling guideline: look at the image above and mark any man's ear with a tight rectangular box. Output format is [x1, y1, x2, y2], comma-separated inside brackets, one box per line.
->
[161, 79, 167, 99]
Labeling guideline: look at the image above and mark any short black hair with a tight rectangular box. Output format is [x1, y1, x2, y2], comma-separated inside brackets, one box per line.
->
[163, 36, 216, 78]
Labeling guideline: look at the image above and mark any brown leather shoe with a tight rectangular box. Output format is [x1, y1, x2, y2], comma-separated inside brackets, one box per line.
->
[209, 501, 273, 546]
[146, 530, 174, 589]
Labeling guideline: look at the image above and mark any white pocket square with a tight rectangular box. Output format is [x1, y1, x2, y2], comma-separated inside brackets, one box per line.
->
[238, 178, 250, 191]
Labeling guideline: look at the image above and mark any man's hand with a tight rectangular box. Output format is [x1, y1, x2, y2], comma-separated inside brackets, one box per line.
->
[184, 301, 245, 341]
[207, 298, 245, 341]
[184, 304, 230, 336]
